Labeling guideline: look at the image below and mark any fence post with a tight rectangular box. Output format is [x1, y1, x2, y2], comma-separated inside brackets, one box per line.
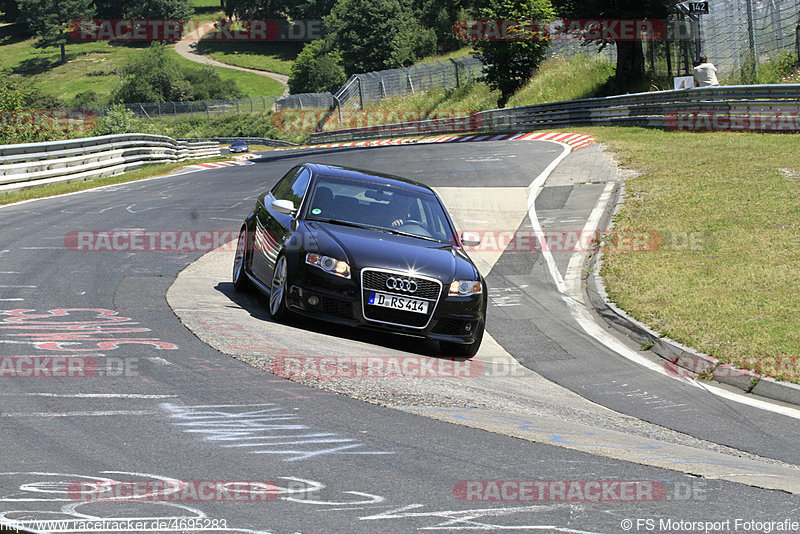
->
[358, 76, 364, 110]
[157, 102, 162, 118]
[407, 71, 414, 93]
[450, 58, 460, 88]
[744, 0, 757, 75]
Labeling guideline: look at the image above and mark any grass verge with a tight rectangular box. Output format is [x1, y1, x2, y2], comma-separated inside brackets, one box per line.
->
[580, 127, 800, 382]
[0, 156, 228, 206]
[361, 53, 615, 114]
[196, 40, 303, 76]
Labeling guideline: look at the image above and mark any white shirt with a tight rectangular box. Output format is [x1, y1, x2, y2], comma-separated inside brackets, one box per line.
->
[693, 63, 719, 87]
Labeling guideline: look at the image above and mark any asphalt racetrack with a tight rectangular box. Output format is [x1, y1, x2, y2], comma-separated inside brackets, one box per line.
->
[1, 140, 798, 533]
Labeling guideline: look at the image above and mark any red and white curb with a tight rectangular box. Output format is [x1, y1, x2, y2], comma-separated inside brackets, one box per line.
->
[275, 132, 596, 152]
[186, 159, 256, 171]
[232, 153, 258, 161]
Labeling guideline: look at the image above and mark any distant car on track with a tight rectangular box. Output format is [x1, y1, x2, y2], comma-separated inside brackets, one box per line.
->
[232, 163, 487, 357]
[229, 140, 249, 153]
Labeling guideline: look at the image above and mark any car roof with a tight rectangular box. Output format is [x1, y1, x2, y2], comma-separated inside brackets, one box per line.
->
[231, 141, 247, 145]
[304, 163, 434, 195]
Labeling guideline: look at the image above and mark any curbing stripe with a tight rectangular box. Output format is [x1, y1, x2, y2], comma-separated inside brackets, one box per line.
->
[275, 132, 596, 154]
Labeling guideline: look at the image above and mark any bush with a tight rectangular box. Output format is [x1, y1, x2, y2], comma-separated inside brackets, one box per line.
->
[757, 50, 798, 84]
[114, 43, 186, 103]
[92, 103, 142, 135]
[72, 91, 101, 108]
[184, 66, 244, 101]
[289, 40, 346, 94]
[115, 43, 244, 103]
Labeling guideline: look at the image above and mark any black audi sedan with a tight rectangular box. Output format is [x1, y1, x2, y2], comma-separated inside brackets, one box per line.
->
[232, 163, 487, 357]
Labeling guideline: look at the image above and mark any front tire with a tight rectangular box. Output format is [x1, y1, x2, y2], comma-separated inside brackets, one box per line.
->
[439, 321, 484, 359]
[232, 227, 251, 292]
[268, 254, 290, 321]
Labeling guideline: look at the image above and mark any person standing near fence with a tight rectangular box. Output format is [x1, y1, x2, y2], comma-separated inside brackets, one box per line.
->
[693, 56, 720, 87]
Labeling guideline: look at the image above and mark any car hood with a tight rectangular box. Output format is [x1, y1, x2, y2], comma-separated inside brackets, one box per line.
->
[304, 221, 479, 283]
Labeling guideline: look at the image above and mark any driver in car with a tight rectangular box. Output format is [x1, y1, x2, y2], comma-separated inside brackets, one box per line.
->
[388, 195, 416, 228]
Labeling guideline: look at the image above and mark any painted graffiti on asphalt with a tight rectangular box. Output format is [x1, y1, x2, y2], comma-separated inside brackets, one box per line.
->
[0, 308, 178, 352]
[161, 402, 395, 462]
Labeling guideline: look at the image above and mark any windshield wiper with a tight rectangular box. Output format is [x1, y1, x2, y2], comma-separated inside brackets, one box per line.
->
[381, 228, 443, 242]
[306, 218, 373, 230]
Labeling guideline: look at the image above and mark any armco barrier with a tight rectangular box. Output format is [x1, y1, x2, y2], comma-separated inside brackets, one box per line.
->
[0, 134, 220, 193]
[308, 84, 800, 143]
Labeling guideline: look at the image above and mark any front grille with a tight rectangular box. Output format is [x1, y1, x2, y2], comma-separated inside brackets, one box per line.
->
[362, 270, 441, 300]
[320, 295, 353, 319]
[361, 268, 442, 329]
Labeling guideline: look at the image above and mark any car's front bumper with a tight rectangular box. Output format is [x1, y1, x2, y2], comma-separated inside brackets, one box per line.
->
[285, 270, 484, 344]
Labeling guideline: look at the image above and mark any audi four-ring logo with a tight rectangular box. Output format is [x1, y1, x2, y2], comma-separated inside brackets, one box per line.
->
[386, 277, 418, 293]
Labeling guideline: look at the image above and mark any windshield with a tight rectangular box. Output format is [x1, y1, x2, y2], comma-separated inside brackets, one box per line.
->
[304, 175, 454, 243]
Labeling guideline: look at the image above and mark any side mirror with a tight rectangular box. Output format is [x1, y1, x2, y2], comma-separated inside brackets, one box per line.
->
[271, 199, 296, 216]
[460, 231, 481, 247]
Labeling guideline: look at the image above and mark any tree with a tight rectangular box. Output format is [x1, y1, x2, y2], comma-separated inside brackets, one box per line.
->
[551, 0, 673, 86]
[288, 39, 346, 93]
[17, 0, 96, 64]
[123, 0, 193, 19]
[92, 0, 120, 18]
[0, 0, 20, 22]
[224, 0, 292, 19]
[324, 0, 435, 76]
[472, 0, 554, 108]
[287, 0, 337, 19]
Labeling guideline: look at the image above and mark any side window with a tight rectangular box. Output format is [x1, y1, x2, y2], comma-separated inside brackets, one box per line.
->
[272, 167, 310, 206]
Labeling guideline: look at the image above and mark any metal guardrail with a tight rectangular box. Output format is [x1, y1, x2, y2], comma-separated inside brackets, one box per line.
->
[0, 134, 220, 193]
[179, 137, 296, 148]
[308, 84, 800, 143]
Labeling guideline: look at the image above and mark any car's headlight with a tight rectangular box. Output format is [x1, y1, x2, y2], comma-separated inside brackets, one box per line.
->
[306, 253, 350, 279]
[449, 280, 482, 296]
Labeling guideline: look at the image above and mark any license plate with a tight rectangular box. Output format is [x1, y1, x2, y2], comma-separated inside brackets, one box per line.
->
[368, 292, 429, 314]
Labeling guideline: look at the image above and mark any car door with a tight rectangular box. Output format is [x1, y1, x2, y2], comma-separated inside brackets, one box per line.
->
[251, 166, 311, 283]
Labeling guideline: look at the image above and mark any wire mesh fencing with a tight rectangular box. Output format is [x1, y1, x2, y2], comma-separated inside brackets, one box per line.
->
[700, 0, 799, 79]
[276, 56, 485, 111]
[123, 97, 278, 119]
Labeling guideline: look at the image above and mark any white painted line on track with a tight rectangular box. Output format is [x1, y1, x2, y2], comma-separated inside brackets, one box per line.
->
[528, 142, 800, 421]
